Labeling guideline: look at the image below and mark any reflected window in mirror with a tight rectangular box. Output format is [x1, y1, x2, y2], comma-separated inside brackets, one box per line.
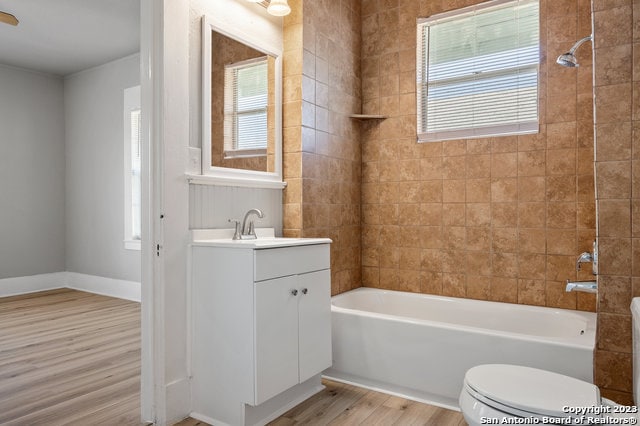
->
[208, 29, 278, 174]
[223, 56, 270, 165]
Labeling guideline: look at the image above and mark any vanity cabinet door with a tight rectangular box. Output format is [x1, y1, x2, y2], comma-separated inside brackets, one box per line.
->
[254, 275, 299, 405]
[297, 269, 332, 383]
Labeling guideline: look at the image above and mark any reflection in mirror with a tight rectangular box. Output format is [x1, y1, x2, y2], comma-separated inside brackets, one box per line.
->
[200, 14, 283, 188]
[210, 31, 275, 172]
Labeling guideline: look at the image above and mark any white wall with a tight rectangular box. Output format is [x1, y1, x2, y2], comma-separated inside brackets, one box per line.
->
[64, 54, 141, 283]
[0, 65, 66, 279]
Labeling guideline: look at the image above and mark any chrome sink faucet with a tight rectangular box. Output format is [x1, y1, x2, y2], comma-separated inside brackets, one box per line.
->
[228, 209, 265, 240]
[229, 209, 265, 240]
[242, 208, 264, 239]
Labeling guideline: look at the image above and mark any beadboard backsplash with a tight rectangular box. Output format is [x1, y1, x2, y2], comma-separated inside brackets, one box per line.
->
[189, 184, 283, 233]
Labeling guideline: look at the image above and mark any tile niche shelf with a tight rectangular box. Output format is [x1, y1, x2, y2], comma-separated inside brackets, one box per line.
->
[349, 114, 388, 119]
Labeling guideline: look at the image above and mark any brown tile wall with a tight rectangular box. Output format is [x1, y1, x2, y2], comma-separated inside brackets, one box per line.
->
[283, 0, 363, 295]
[592, 0, 637, 405]
[360, 0, 597, 311]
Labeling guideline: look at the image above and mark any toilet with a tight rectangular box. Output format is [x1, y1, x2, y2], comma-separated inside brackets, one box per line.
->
[459, 298, 640, 425]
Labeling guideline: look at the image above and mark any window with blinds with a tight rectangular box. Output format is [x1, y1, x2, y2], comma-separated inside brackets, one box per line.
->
[130, 109, 141, 241]
[417, 0, 539, 142]
[123, 85, 141, 251]
[224, 57, 268, 158]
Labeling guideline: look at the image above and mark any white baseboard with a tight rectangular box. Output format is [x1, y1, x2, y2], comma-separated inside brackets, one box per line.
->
[165, 377, 192, 426]
[0, 272, 141, 302]
[66, 272, 141, 302]
[0, 272, 68, 298]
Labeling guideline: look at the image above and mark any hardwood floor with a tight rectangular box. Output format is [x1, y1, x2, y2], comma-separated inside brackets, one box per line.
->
[177, 379, 466, 426]
[0, 289, 145, 426]
[271, 380, 465, 425]
[0, 289, 465, 425]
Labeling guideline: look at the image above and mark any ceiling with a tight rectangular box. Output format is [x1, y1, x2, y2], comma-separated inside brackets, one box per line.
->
[0, 0, 139, 76]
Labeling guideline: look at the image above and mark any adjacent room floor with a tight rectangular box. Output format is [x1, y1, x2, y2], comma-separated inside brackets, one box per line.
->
[0, 289, 144, 425]
[0, 289, 465, 425]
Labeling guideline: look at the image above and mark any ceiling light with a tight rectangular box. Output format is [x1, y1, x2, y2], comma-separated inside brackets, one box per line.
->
[0, 11, 19, 26]
[245, 0, 291, 17]
[267, 0, 291, 16]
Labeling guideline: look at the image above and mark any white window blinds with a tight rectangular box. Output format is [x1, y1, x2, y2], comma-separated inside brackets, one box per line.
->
[224, 57, 268, 156]
[417, 0, 539, 142]
[123, 85, 141, 250]
[130, 109, 141, 241]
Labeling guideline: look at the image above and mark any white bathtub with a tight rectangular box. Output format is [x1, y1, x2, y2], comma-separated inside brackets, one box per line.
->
[323, 288, 597, 410]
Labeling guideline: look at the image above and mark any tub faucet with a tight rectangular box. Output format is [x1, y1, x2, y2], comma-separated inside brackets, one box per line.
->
[575, 252, 593, 271]
[241, 208, 264, 239]
[575, 240, 598, 275]
[566, 280, 597, 294]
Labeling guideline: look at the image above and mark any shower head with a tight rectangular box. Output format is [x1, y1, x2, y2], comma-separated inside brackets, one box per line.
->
[556, 52, 579, 67]
[556, 35, 593, 67]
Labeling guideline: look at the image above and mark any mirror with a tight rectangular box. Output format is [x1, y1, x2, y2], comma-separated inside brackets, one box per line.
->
[201, 15, 283, 187]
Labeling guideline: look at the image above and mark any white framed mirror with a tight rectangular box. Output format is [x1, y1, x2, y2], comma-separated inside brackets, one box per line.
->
[199, 14, 284, 189]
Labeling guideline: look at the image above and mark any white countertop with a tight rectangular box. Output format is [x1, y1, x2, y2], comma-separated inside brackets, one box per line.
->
[190, 228, 332, 249]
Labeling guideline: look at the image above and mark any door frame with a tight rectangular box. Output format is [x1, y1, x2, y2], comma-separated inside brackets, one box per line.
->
[140, 0, 165, 421]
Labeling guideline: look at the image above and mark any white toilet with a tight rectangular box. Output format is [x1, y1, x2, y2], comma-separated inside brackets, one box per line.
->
[459, 298, 640, 425]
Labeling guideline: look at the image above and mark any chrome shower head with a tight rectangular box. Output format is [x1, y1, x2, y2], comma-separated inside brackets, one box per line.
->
[556, 35, 592, 68]
[556, 52, 579, 67]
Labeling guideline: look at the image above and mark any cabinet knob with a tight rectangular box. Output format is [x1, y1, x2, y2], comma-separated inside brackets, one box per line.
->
[301, 288, 308, 295]
[290, 289, 298, 296]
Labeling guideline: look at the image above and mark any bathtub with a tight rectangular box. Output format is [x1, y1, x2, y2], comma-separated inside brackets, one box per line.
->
[323, 288, 597, 410]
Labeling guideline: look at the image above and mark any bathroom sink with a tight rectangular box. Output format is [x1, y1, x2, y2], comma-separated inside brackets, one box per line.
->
[191, 228, 331, 248]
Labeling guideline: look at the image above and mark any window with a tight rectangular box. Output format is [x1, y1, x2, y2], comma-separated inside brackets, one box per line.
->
[223, 57, 269, 158]
[417, 0, 539, 142]
[124, 86, 141, 250]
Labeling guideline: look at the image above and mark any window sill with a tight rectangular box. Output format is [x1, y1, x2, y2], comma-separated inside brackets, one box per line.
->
[186, 173, 287, 190]
[223, 149, 267, 159]
[124, 240, 141, 251]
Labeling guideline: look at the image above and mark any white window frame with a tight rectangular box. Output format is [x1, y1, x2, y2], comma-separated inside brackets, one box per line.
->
[124, 85, 141, 251]
[417, 0, 540, 142]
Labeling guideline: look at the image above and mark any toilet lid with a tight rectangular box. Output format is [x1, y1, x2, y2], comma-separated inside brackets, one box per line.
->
[464, 364, 601, 418]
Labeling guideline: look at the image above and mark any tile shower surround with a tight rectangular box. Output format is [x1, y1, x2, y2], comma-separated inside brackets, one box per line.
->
[281, 0, 637, 404]
[358, 0, 595, 310]
[591, 0, 639, 405]
[282, 0, 363, 295]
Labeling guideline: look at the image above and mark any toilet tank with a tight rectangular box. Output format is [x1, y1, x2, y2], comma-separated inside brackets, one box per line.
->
[631, 298, 640, 404]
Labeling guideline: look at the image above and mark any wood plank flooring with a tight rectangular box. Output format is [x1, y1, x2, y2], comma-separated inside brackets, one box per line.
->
[0, 288, 145, 426]
[176, 379, 466, 426]
[0, 289, 465, 425]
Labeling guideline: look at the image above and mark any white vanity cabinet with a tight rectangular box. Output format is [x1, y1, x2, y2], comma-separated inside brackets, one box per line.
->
[255, 269, 331, 404]
[190, 239, 331, 426]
